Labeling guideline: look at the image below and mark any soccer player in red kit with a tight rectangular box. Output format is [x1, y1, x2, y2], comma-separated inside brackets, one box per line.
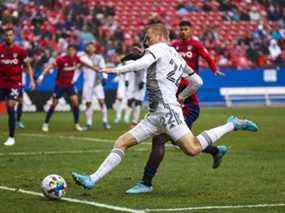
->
[126, 21, 227, 194]
[0, 28, 35, 146]
[37, 45, 98, 132]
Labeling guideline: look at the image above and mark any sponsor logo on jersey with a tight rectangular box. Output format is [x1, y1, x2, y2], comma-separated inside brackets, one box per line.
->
[1, 58, 19, 65]
[179, 51, 192, 58]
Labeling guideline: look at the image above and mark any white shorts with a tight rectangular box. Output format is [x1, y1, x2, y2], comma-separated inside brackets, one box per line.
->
[94, 83, 105, 100]
[129, 104, 191, 143]
[117, 81, 126, 100]
[133, 87, 146, 102]
[82, 81, 94, 103]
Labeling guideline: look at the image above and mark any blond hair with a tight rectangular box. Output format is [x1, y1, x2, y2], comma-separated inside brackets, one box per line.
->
[146, 24, 169, 39]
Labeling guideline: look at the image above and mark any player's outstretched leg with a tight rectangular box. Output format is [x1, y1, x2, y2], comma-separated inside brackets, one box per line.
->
[178, 116, 257, 157]
[126, 134, 168, 194]
[72, 132, 137, 189]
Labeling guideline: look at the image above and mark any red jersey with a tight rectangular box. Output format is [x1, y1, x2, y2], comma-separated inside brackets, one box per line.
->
[54, 54, 80, 87]
[172, 37, 218, 107]
[0, 43, 28, 89]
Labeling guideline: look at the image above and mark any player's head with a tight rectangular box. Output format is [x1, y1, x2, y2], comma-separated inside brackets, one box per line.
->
[144, 23, 169, 46]
[4, 28, 15, 45]
[85, 42, 96, 55]
[67, 44, 77, 56]
[179, 21, 192, 41]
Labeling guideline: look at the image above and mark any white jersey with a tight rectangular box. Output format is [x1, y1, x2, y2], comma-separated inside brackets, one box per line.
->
[125, 67, 146, 101]
[145, 43, 187, 111]
[80, 52, 106, 102]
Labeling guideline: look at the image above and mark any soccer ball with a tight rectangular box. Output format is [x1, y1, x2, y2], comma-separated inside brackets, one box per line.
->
[41, 174, 67, 200]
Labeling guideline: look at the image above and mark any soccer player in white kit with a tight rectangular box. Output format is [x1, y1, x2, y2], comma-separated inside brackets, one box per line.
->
[124, 67, 146, 127]
[80, 42, 111, 130]
[72, 24, 258, 190]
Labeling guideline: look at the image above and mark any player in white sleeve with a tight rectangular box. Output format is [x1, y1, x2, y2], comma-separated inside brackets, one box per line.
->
[113, 69, 128, 124]
[80, 42, 110, 130]
[72, 24, 258, 190]
[124, 67, 146, 127]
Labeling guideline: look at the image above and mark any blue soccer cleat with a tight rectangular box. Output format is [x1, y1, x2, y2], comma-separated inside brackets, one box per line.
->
[227, 116, 258, 132]
[126, 182, 153, 194]
[72, 172, 95, 190]
[212, 145, 228, 169]
[16, 121, 25, 129]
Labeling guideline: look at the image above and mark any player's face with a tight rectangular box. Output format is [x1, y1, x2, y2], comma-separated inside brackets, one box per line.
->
[144, 29, 160, 46]
[5, 30, 14, 45]
[179, 26, 191, 40]
[67, 47, 76, 56]
[86, 44, 95, 54]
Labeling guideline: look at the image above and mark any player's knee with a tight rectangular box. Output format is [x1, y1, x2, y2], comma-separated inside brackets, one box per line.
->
[114, 133, 136, 150]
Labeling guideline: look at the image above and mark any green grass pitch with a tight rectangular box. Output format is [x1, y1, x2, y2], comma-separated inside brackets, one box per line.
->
[0, 107, 284, 213]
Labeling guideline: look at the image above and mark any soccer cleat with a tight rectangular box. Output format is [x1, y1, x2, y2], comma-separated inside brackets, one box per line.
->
[16, 121, 25, 129]
[126, 182, 153, 194]
[227, 116, 258, 132]
[72, 172, 95, 190]
[103, 122, 111, 130]
[4, 137, 15, 146]
[82, 124, 92, 131]
[75, 124, 84, 132]
[42, 123, 49, 132]
[212, 145, 228, 169]
[114, 117, 121, 124]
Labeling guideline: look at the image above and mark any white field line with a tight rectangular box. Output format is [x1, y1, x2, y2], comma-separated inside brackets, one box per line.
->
[19, 133, 175, 148]
[146, 203, 285, 212]
[0, 148, 148, 157]
[0, 185, 144, 213]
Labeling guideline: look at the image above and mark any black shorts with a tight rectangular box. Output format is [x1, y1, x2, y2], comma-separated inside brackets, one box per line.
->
[0, 88, 21, 101]
[52, 85, 77, 99]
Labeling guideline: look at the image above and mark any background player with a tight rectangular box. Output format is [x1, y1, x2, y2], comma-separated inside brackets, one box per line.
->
[0, 28, 35, 146]
[127, 20, 228, 193]
[80, 42, 111, 130]
[37, 44, 98, 132]
[72, 24, 258, 191]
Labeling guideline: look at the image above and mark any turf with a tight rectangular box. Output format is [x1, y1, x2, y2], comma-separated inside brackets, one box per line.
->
[0, 107, 284, 213]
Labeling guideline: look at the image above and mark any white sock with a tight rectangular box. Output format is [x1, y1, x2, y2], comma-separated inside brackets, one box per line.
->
[197, 122, 235, 150]
[90, 148, 125, 183]
[115, 100, 122, 121]
[132, 105, 141, 124]
[85, 106, 93, 126]
[100, 103, 108, 123]
[124, 106, 131, 123]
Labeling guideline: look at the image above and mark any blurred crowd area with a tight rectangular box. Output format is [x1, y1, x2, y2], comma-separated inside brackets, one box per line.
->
[0, 0, 284, 70]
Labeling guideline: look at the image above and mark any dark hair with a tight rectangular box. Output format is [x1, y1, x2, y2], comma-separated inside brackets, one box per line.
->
[4, 27, 15, 33]
[67, 44, 77, 50]
[179, 20, 192, 27]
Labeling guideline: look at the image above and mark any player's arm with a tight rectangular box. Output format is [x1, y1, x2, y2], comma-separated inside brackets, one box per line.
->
[24, 60, 36, 90]
[103, 52, 157, 74]
[37, 63, 56, 85]
[79, 56, 100, 72]
[178, 65, 203, 101]
[196, 41, 224, 76]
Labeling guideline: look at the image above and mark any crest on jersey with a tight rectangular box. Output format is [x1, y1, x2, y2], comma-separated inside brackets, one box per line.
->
[0, 54, 4, 58]
[64, 63, 68, 66]
[187, 46, 192, 50]
[13, 53, 18, 58]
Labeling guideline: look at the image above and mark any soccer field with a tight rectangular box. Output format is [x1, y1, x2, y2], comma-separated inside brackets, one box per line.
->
[0, 107, 284, 213]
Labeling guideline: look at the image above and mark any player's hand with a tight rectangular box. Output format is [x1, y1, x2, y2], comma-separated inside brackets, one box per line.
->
[138, 82, 144, 90]
[102, 67, 117, 74]
[36, 74, 44, 85]
[29, 80, 36, 91]
[214, 70, 225, 77]
[177, 93, 185, 105]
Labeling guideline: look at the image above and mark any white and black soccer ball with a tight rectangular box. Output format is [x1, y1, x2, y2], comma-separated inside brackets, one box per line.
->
[41, 174, 67, 200]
